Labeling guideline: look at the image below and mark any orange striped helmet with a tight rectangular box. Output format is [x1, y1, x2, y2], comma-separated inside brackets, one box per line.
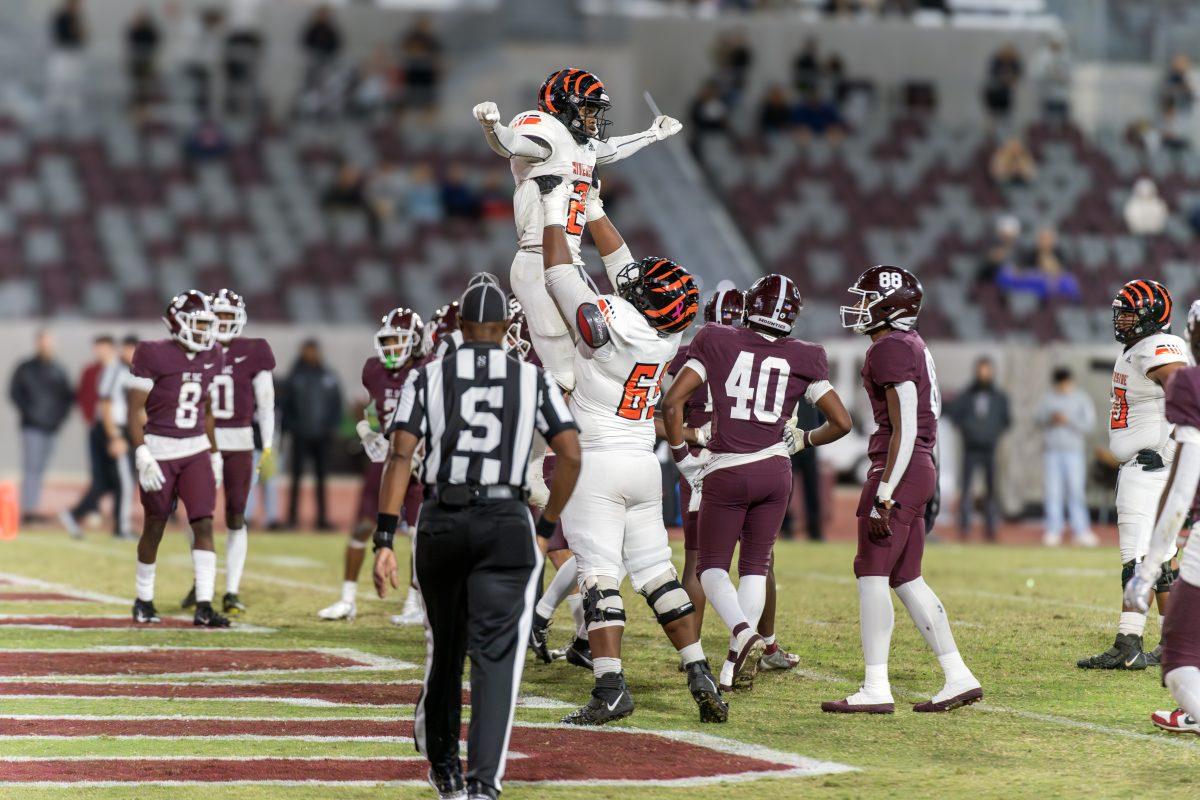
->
[1112, 279, 1173, 344]
[537, 68, 612, 142]
[614, 257, 699, 336]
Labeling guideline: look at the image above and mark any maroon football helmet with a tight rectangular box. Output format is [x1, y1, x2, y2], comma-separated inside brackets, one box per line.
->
[376, 307, 423, 368]
[703, 287, 746, 326]
[503, 297, 533, 360]
[840, 265, 923, 334]
[424, 301, 461, 353]
[210, 288, 247, 344]
[744, 274, 802, 335]
[163, 290, 217, 352]
[614, 256, 699, 336]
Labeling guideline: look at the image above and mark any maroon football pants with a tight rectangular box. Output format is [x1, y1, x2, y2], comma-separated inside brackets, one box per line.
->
[696, 456, 792, 578]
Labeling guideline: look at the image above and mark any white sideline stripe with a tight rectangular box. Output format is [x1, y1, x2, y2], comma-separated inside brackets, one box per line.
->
[2, 755, 432, 762]
[0, 646, 416, 676]
[0, 571, 128, 604]
[0, 615, 276, 634]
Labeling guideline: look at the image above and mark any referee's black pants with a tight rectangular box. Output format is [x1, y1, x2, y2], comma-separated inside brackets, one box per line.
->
[413, 499, 541, 794]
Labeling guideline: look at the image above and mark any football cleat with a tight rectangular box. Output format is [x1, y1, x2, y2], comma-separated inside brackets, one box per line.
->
[913, 685, 983, 713]
[427, 766, 467, 799]
[1150, 708, 1200, 734]
[821, 688, 895, 714]
[565, 639, 593, 671]
[731, 631, 766, 692]
[1077, 633, 1150, 670]
[529, 614, 553, 664]
[132, 599, 161, 624]
[390, 590, 424, 626]
[466, 782, 499, 800]
[561, 672, 634, 726]
[180, 585, 197, 609]
[317, 600, 356, 621]
[760, 643, 801, 671]
[222, 592, 245, 616]
[686, 660, 728, 723]
[193, 601, 231, 628]
[1146, 643, 1162, 666]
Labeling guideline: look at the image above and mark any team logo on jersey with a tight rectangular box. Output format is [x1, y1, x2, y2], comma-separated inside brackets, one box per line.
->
[1155, 343, 1182, 356]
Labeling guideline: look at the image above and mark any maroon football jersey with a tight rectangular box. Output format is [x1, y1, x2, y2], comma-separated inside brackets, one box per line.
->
[668, 344, 711, 430]
[212, 338, 275, 429]
[862, 329, 939, 463]
[132, 339, 226, 438]
[1166, 366, 1200, 518]
[363, 356, 420, 429]
[687, 324, 829, 455]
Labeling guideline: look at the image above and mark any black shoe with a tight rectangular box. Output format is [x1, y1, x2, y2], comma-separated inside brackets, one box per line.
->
[193, 601, 231, 628]
[1077, 633, 1149, 670]
[427, 766, 466, 799]
[132, 599, 161, 624]
[1146, 643, 1162, 666]
[686, 659, 728, 723]
[466, 781, 498, 800]
[565, 638, 593, 671]
[561, 672, 634, 726]
[180, 585, 197, 609]
[222, 592, 245, 616]
[529, 613, 553, 664]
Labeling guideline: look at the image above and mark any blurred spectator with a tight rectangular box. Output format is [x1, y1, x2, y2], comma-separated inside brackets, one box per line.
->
[441, 164, 481, 221]
[786, 400, 823, 541]
[46, 0, 88, 118]
[997, 226, 1080, 301]
[982, 43, 1023, 126]
[9, 331, 74, 525]
[712, 30, 752, 108]
[689, 80, 730, 163]
[125, 8, 160, 113]
[758, 84, 793, 136]
[301, 4, 342, 91]
[58, 336, 113, 535]
[281, 340, 343, 531]
[1126, 117, 1162, 153]
[945, 357, 1010, 542]
[182, 118, 230, 165]
[978, 214, 1021, 285]
[478, 172, 513, 222]
[989, 136, 1037, 186]
[1124, 177, 1168, 236]
[322, 162, 379, 238]
[1160, 101, 1190, 151]
[178, 6, 223, 115]
[793, 87, 845, 141]
[352, 45, 399, 120]
[793, 38, 821, 96]
[1035, 367, 1098, 547]
[405, 163, 445, 224]
[1160, 53, 1195, 117]
[399, 15, 442, 112]
[222, 0, 264, 116]
[1031, 34, 1071, 123]
[824, 54, 848, 104]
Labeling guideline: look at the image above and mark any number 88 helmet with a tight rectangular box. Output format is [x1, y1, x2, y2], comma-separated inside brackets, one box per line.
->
[840, 265, 924, 335]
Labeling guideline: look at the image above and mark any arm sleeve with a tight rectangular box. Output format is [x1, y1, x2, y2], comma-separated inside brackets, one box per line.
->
[878, 381, 918, 503]
[253, 370, 276, 447]
[594, 130, 658, 165]
[483, 122, 552, 161]
[1145, 436, 1200, 568]
[390, 369, 427, 437]
[534, 369, 578, 441]
[544, 263, 600, 332]
[601, 243, 635, 291]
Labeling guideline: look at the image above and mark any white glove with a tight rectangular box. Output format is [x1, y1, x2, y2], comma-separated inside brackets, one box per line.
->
[210, 451, 224, 490]
[783, 419, 806, 455]
[473, 101, 500, 128]
[134, 445, 165, 493]
[1123, 563, 1160, 614]
[676, 451, 708, 486]
[584, 178, 606, 223]
[650, 115, 682, 141]
[528, 470, 550, 509]
[693, 422, 711, 449]
[356, 420, 389, 464]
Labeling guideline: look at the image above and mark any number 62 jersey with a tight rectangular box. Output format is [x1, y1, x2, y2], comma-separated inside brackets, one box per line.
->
[1108, 331, 1190, 464]
[130, 339, 226, 461]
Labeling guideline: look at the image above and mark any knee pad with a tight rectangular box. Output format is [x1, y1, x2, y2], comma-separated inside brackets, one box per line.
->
[1157, 562, 1179, 593]
[638, 567, 694, 625]
[582, 576, 625, 631]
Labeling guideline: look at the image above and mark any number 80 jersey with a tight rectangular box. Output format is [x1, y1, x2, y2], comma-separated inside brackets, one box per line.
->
[131, 338, 226, 457]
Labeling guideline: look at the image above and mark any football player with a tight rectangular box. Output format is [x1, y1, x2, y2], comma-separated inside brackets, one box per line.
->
[318, 308, 425, 623]
[1125, 299, 1200, 734]
[823, 266, 981, 714]
[427, 301, 463, 361]
[1079, 280, 1190, 670]
[128, 291, 229, 628]
[537, 176, 727, 726]
[664, 276, 852, 692]
[472, 68, 682, 391]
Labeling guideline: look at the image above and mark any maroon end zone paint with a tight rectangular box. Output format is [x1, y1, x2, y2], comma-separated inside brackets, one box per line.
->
[0, 649, 369, 677]
[0, 617, 194, 629]
[0, 592, 94, 602]
[0, 681, 435, 706]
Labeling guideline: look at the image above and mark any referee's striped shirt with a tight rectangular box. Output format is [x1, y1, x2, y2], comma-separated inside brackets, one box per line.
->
[391, 342, 577, 488]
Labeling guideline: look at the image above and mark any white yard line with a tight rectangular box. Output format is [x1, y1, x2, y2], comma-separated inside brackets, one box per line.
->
[0, 615, 276, 633]
[0, 572, 127, 604]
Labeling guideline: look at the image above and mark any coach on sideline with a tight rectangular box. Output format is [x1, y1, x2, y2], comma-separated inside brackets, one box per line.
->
[372, 277, 581, 800]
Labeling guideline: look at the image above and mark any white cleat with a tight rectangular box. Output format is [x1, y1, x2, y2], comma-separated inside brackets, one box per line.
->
[317, 600, 356, 621]
[1074, 530, 1099, 547]
[1151, 708, 1200, 734]
[390, 591, 425, 626]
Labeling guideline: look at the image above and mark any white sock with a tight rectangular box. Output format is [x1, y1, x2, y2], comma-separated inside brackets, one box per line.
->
[895, 577, 959, 657]
[700, 568, 748, 636]
[1166, 666, 1200, 720]
[936, 651, 976, 687]
[719, 659, 734, 687]
[1118, 611, 1147, 637]
[536, 555, 578, 620]
[593, 656, 621, 679]
[135, 561, 156, 602]
[192, 549, 217, 604]
[737, 574, 768, 633]
[858, 576, 894, 694]
[225, 526, 248, 595]
[567, 593, 584, 633]
[341, 580, 357, 605]
[763, 633, 776, 647]
[677, 641, 705, 666]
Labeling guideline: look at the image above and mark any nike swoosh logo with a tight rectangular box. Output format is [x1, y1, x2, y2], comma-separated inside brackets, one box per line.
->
[1124, 656, 1142, 667]
[234, 356, 248, 363]
[606, 697, 624, 711]
[203, 363, 214, 369]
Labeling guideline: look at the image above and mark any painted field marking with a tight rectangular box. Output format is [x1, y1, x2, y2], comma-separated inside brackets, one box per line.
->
[0, 571, 128, 604]
[0, 615, 276, 633]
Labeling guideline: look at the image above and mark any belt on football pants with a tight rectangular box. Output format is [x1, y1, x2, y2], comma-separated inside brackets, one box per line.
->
[425, 483, 528, 509]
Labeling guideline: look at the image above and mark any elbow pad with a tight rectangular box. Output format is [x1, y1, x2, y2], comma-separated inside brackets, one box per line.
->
[576, 303, 610, 349]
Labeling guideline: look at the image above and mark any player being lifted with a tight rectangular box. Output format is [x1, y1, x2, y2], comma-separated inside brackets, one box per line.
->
[318, 308, 425, 623]
[472, 67, 682, 391]
[1079, 280, 1189, 670]
[1126, 299, 1200, 734]
[129, 291, 230, 628]
[536, 176, 726, 725]
[664, 276, 852, 693]
[824, 266, 981, 714]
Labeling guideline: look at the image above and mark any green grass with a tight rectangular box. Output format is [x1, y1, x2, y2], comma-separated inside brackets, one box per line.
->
[0, 528, 1197, 799]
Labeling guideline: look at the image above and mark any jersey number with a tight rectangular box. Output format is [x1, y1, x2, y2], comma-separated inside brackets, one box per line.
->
[726, 352, 790, 423]
[566, 180, 590, 236]
[210, 375, 235, 421]
[457, 386, 503, 453]
[1111, 387, 1129, 430]
[923, 347, 942, 419]
[617, 362, 664, 421]
[176, 383, 203, 429]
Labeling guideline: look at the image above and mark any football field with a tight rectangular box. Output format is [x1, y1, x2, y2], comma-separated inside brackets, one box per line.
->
[1, 528, 1197, 799]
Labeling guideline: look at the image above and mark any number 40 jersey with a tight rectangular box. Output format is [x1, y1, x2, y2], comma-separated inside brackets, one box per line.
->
[131, 339, 227, 461]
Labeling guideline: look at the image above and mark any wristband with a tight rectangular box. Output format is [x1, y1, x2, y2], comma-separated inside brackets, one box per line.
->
[802, 430, 813, 450]
[670, 442, 689, 463]
[876, 481, 894, 504]
[535, 515, 558, 539]
[373, 513, 399, 552]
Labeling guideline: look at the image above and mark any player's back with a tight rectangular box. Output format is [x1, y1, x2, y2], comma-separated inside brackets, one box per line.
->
[1109, 331, 1190, 462]
[861, 329, 939, 463]
[571, 295, 680, 452]
[687, 324, 828, 455]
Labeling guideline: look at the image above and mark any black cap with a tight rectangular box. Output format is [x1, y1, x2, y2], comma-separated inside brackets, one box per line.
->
[460, 280, 509, 323]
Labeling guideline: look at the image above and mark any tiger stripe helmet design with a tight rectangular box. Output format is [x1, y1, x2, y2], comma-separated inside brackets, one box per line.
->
[1112, 279, 1173, 344]
[538, 67, 612, 143]
[703, 287, 746, 327]
[615, 257, 699, 336]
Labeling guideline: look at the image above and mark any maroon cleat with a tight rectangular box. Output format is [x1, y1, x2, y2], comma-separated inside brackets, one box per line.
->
[821, 697, 895, 714]
[913, 686, 983, 713]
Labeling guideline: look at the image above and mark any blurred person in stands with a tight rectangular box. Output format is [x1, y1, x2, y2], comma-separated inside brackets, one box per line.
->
[1161, 101, 1191, 152]
[758, 84, 793, 136]
[689, 80, 730, 164]
[977, 214, 1021, 286]
[46, 0, 88, 118]
[440, 163, 481, 222]
[281, 339, 343, 531]
[793, 87, 845, 142]
[989, 136, 1037, 186]
[1036, 367, 1098, 548]
[478, 171, 512, 222]
[176, 5, 223, 115]
[321, 161, 379, 239]
[398, 15, 441, 113]
[300, 4, 342, 92]
[945, 357, 1010, 542]
[1125, 177, 1169, 236]
[9, 330, 74, 525]
[125, 7, 160, 113]
[351, 44, 399, 120]
[59, 336, 116, 538]
[1161, 53, 1195, 121]
[712, 30, 752, 108]
[997, 226, 1080, 302]
[182, 118, 230, 166]
[404, 162, 443, 224]
[1032, 34, 1071, 124]
[793, 38, 821, 96]
[222, 0, 264, 116]
[982, 43, 1023, 128]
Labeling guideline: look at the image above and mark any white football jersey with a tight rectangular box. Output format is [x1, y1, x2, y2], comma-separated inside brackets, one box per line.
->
[569, 295, 681, 452]
[508, 110, 596, 267]
[1109, 331, 1191, 463]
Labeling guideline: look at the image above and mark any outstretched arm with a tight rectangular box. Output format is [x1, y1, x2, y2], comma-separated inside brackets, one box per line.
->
[539, 179, 608, 349]
[594, 116, 682, 165]
[474, 101, 552, 161]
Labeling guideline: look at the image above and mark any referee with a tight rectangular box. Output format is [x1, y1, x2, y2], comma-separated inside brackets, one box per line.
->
[373, 278, 581, 800]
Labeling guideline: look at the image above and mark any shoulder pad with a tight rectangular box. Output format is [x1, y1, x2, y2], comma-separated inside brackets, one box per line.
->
[576, 303, 611, 349]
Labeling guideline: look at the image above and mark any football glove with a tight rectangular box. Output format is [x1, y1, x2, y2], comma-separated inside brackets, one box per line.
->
[585, 178, 605, 223]
[675, 451, 708, 486]
[1123, 563, 1160, 614]
[693, 421, 711, 449]
[210, 451, 223, 490]
[257, 447, 276, 480]
[783, 419, 806, 454]
[472, 101, 500, 128]
[650, 115, 682, 141]
[867, 499, 894, 544]
[1136, 449, 1166, 472]
[528, 469, 550, 509]
[356, 420, 389, 464]
[134, 445, 165, 493]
